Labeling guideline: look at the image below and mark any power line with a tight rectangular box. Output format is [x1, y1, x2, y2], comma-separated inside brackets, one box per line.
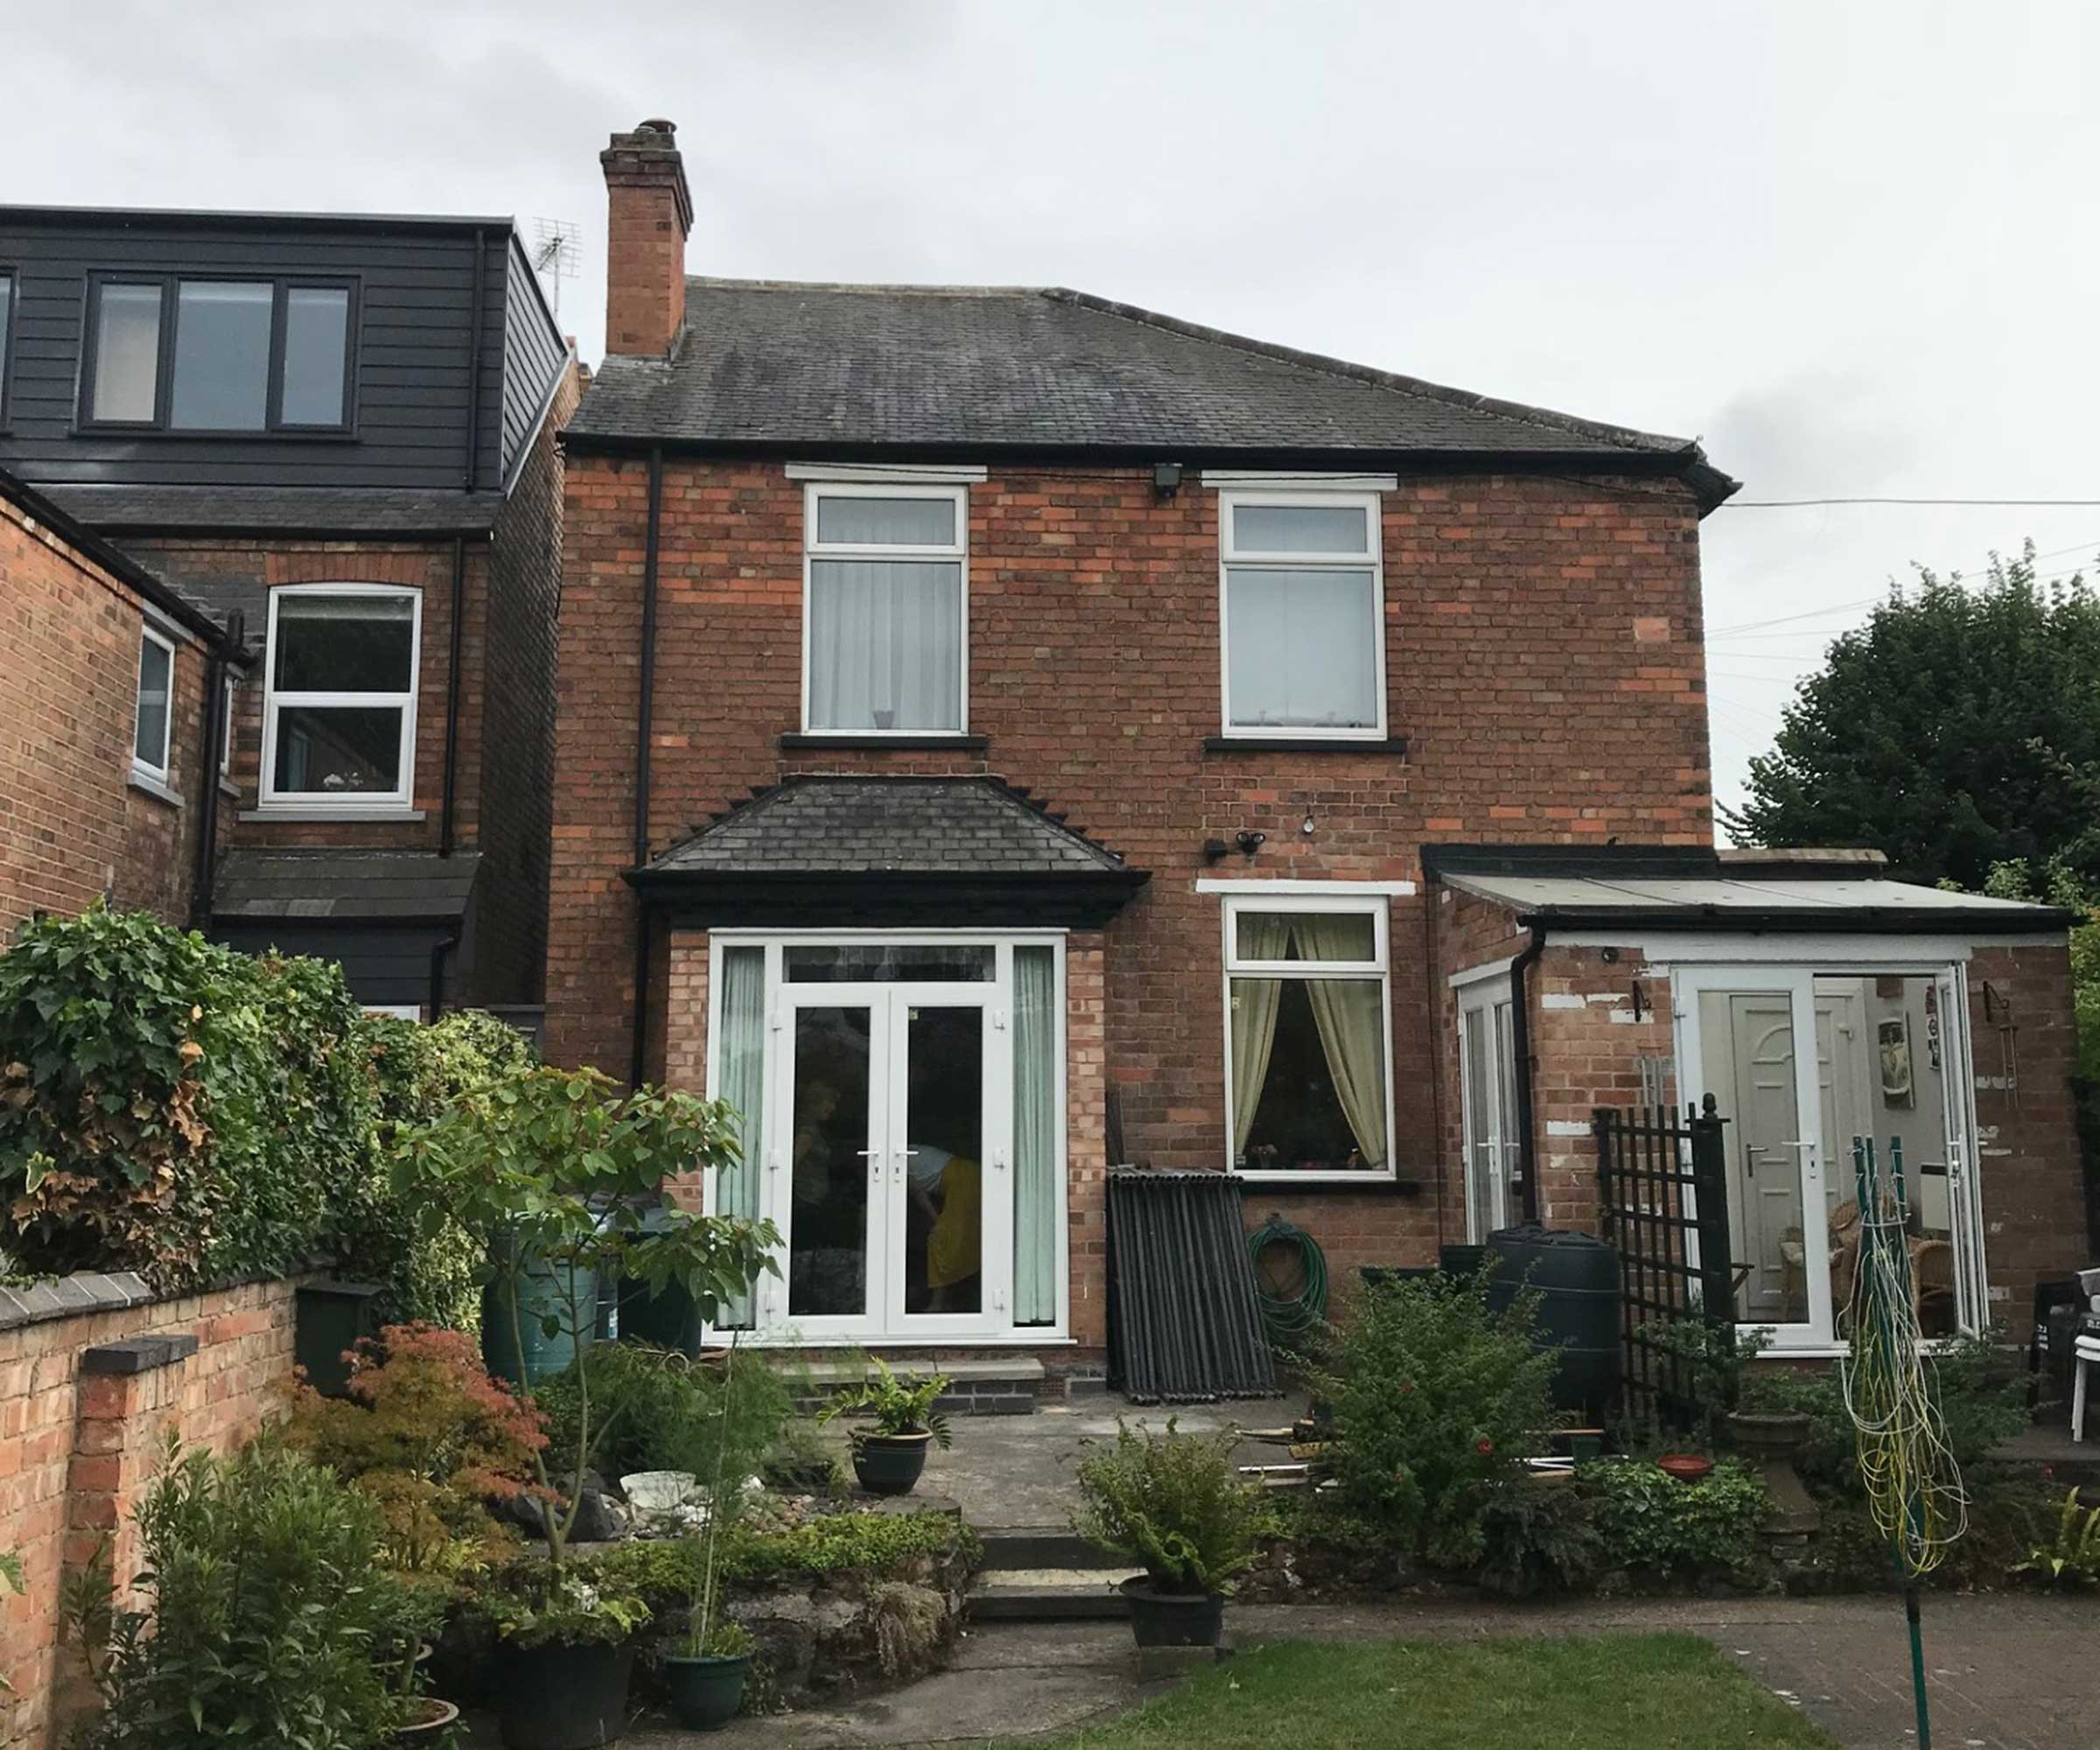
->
[1720, 496, 2100, 508]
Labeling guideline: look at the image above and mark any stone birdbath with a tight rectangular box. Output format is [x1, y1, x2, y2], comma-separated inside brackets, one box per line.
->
[1724, 1410, 1821, 1542]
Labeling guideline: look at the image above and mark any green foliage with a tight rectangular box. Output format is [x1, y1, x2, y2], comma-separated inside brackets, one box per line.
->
[0, 1548, 19, 1695]
[697, 1619, 757, 1659]
[1312, 1268, 1558, 1556]
[2010, 1488, 2100, 1588]
[1583, 1458, 1768, 1580]
[816, 1356, 951, 1448]
[340, 1010, 537, 1329]
[286, 1322, 545, 1574]
[471, 1558, 650, 1649]
[386, 1064, 777, 1574]
[1470, 1481, 1607, 1598]
[1640, 1315, 1746, 1446]
[1726, 544, 2100, 892]
[66, 1437, 401, 1748]
[1071, 1419, 1273, 1594]
[531, 1341, 792, 1488]
[0, 905, 374, 1289]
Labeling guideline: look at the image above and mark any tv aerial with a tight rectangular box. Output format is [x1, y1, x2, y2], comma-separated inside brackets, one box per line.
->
[531, 218, 582, 316]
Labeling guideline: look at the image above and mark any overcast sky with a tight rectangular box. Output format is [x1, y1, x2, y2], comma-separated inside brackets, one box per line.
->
[12, 1, 2096, 828]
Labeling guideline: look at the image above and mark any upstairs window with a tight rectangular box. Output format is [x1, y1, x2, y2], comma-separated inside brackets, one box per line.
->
[133, 626, 175, 782]
[0, 270, 15, 420]
[1219, 490, 1385, 738]
[81, 275, 354, 432]
[262, 585, 419, 808]
[803, 484, 967, 734]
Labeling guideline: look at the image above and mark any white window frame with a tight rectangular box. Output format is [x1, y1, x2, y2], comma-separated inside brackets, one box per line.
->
[259, 583, 421, 810]
[1221, 892, 1397, 1184]
[132, 623, 176, 782]
[1216, 487, 1387, 741]
[801, 481, 970, 737]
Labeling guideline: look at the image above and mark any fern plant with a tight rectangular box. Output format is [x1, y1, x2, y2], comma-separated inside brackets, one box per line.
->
[2012, 1489, 2100, 1588]
[1071, 1419, 1272, 1595]
[817, 1357, 952, 1447]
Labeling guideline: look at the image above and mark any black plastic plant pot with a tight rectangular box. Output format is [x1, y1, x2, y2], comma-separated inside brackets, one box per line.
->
[1119, 1578, 1225, 1648]
[661, 1652, 752, 1732]
[851, 1431, 931, 1495]
[495, 1636, 636, 1750]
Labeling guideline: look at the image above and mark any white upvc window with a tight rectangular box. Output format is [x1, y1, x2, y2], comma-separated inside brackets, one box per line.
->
[1222, 892, 1396, 1183]
[802, 482, 968, 735]
[1218, 489, 1386, 738]
[261, 584, 420, 808]
[133, 625, 175, 781]
[1226, 487, 1386, 739]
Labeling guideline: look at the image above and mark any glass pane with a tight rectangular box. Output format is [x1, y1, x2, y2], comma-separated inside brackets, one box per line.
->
[134, 637, 172, 769]
[807, 558, 962, 732]
[1225, 567, 1380, 729]
[1233, 501, 1370, 555]
[1013, 944, 1059, 1325]
[1231, 976, 1388, 1172]
[171, 281, 271, 430]
[274, 593, 416, 693]
[281, 287, 349, 425]
[784, 944, 992, 983]
[93, 284, 162, 422]
[788, 1004, 872, 1319]
[272, 705, 405, 794]
[1699, 990, 1810, 1325]
[1234, 910, 1376, 963]
[903, 1005, 984, 1315]
[1463, 1008, 1496, 1238]
[816, 494, 956, 546]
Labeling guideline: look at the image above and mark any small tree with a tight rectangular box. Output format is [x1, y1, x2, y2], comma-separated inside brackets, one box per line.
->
[388, 1065, 778, 1577]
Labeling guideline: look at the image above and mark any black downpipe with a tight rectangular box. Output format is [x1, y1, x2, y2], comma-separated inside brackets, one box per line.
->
[462, 228, 487, 492]
[628, 447, 666, 1088]
[1509, 929, 1547, 1224]
[187, 611, 241, 930]
[438, 535, 466, 858]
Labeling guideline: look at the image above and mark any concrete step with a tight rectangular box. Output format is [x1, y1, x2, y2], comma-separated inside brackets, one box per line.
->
[976, 1528, 1127, 1572]
[965, 1566, 1138, 1622]
[794, 1356, 1046, 1417]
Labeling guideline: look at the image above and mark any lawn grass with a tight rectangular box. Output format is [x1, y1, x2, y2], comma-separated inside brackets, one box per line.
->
[1035, 1633, 1839, 1749]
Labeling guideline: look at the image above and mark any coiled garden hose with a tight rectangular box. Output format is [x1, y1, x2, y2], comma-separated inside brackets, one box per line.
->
[1246, 1213, 1329, 1347]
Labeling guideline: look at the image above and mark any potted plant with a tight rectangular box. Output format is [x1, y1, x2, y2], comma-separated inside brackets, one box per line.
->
[372, 1570, 460, 1740]
[388, 1064, 779, 1750]
[816, 1358, 952, 1495]
[1071, 1419, 1270, 1648]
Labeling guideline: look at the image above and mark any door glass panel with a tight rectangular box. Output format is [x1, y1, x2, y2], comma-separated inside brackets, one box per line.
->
[1700, 990, 1810, 1326]
[788, 1005, 872, 1319]
[902, 1005, 984, 1316]
[783, 944, 991, 983]
[1462, 1007, 1495, 1241]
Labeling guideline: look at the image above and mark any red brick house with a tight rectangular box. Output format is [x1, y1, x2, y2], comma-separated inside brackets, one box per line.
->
[546, 121, 2085, 1377]
[0, 204, 577, 1018]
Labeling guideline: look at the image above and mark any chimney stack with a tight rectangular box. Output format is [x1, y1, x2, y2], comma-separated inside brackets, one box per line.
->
[600, 118, 692, 358]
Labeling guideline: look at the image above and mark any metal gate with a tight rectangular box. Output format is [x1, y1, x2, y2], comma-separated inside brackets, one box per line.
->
[1593, 1098, 1735, 1432]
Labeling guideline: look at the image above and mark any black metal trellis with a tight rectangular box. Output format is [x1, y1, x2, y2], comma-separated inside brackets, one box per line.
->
[1593, 1098, 1735, 1432]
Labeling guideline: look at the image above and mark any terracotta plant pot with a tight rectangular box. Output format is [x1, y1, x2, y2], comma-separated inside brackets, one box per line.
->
[851, 1431, 932, 1495]
[397, 1697, 461, 1740]
[1120, 1577, 1225, 1647]
[1656, 1452, 1713, 1482]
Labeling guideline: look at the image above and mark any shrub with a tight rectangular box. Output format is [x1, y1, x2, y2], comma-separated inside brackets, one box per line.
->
[287, 1322, 545, 1572]
[816, 1357, 952, 1447]
[1584, 1458, 1768, 1580]
[1312, 1268, 1558, 1558]
[66, 1437, 400, 1748]
[0, 905, 374, 1289]
[1472, 1481, 1607, 1598]
[2010, 1488, 2100, 1589]
[591, 1508, 971, 1609]
[532, 1340, 792, 1489]
[1072, 1419, 1273, 1594]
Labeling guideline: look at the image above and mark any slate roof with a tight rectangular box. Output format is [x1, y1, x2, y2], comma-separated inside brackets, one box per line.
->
[569, 279, 1736, 509]
[212, 850, 481, 922]
[41, 485, 506, 537]
[638, 776, 1136, 879]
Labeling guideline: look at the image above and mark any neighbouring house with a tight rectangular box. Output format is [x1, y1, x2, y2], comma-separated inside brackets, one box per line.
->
[0, 202, 578, 1018]
[533, 117, 2086, 1383]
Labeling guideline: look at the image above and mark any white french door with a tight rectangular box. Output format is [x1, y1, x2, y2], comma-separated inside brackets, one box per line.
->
[764, 975, 1012, 1342]
[1458, 983, 1520, 1241]
[1935, 966, 1989, 1335]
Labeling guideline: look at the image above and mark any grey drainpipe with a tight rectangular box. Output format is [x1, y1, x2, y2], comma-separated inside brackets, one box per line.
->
[628, 445, 665, 1088]
[1508, 928, 1547, 1225]
[188, 611, 242, 929]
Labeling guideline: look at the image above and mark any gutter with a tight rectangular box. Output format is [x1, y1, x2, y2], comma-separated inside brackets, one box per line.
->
[1512, 905, 2082, 935]
[1508, 929, 1547, 1224]
[629, 445, 665, 1088]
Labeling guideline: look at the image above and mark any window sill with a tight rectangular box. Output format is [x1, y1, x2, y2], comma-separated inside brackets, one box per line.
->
[1204, 735, 1409, 756]
[128, 768, 184, 808]
[780, 733, 989, 752]
[239, 804, 425, 822]
[1230, 1172, 1425, 1196]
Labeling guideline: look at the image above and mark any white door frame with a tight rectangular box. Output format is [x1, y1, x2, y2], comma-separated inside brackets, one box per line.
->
[1456, 979, 1518, 1242]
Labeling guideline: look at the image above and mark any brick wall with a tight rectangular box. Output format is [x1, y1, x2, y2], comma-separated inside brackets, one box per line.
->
[1, 496, 214, 935]
[0, 1276, 299, 1750]
[546, 457, 1710, 1332]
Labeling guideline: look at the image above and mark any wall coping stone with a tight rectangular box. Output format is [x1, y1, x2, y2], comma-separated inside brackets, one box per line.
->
[80, 1334, 202, 1375]
[0, 1270, 155, 1332]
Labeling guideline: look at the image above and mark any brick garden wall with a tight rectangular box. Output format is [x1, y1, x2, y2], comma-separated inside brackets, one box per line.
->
[1, 494, 214, 936]
[0, 1275, 299, 1750]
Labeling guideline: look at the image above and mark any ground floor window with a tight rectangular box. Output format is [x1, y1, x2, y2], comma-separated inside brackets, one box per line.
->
[1677, 961, 1986, 1350]
[1224, 895, 1393, 1181]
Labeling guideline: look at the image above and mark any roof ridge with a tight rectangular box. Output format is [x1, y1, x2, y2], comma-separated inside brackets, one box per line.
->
[686, 275, 1039, 299]
[1038, 286, 1698, 460]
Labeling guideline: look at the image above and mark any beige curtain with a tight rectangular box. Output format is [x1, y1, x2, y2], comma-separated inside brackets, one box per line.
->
[1293, 916, 1389, 1169]
[1229, 915, 1291, 1154]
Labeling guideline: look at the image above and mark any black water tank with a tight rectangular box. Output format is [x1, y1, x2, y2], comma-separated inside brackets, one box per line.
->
[1484, 1226, 1622, 1418]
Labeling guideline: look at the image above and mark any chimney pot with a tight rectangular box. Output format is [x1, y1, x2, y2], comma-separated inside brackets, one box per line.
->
[600, 119, 693, 358]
